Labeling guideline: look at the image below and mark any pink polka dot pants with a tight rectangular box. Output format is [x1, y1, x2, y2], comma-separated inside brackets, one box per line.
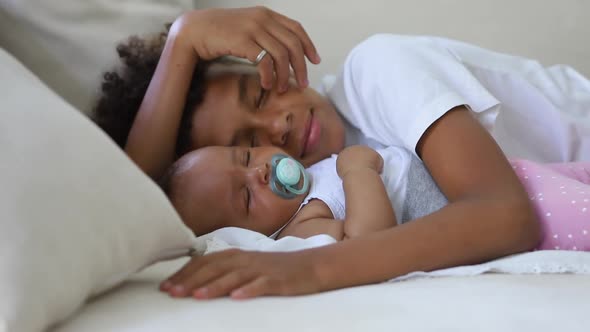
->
[511, 159, 590, 251]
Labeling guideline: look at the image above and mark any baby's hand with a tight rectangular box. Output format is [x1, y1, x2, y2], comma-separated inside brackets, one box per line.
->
[336, 145, 383, 178]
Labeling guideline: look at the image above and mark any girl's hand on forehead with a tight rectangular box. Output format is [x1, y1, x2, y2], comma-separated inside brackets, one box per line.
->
[160, 249, 323, 299]
[172, 7, 321, 93]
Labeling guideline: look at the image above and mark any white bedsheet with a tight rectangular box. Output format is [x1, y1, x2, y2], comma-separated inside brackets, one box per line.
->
[52, 257, 590, 332]
[51, 228, 590, 332]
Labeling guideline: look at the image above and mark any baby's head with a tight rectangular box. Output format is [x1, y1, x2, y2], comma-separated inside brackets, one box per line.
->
[161, 146, 309, 236]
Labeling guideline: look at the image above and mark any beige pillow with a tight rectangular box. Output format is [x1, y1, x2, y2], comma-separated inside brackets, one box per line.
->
[0, 48, 195, 332]
[0, 0, 192, 115]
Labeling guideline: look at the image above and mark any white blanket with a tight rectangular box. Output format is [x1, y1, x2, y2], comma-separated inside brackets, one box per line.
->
[194, 227, 590, 281]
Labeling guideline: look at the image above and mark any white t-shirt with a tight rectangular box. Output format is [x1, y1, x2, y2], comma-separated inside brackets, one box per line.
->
[323, 34, 590, 162]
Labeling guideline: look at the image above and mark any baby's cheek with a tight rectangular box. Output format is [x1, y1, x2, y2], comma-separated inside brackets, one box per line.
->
[278, 199, 301, 221]
[259, 196, 298, 232]
[180, 206, 218, 236]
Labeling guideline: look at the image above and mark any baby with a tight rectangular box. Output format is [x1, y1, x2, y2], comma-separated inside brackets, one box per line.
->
[161, 144, 446, 241]
[162, 145, 590, 250]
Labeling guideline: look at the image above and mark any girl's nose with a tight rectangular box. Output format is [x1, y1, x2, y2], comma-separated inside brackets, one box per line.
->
[255, 112, 292, 147]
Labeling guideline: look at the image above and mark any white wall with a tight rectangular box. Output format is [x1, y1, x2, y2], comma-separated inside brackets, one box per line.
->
[195, 0, 590, 85]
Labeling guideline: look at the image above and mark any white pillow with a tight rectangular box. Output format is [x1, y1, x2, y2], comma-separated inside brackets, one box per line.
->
[0, 0, 192, 115]
[0, 48, 195, 332]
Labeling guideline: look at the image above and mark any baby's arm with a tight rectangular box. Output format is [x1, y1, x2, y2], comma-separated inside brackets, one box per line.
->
[281, 146, 397, 241]
[337, 146, 397, 239]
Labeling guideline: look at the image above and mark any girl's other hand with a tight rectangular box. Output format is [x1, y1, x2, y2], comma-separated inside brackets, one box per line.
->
[160, 249, 322, 299]
[171, 7, 321, 92]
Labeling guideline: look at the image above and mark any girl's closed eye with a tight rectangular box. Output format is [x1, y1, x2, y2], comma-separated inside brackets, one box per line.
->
[256, 85, 268, 108]
[249, 86, 267, 148]
[244, 148, 251, 166]
[250, 133, 259, 148]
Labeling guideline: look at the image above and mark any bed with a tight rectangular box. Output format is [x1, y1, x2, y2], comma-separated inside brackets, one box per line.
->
[53, 258, 590, 332]
[2, 1, 590, 331]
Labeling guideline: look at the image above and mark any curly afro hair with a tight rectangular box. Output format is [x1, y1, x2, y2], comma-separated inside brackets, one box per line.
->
[92, 27, 210, 157]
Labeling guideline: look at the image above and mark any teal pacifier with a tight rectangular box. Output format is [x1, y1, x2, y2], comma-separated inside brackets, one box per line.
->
[270, 154, 309, 199]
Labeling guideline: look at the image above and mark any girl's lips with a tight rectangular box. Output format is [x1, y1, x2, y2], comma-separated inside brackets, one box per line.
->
[302, 110, 321, 157]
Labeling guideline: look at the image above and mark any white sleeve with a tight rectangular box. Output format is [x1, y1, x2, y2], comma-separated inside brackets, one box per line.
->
[326, 34, 499, 156]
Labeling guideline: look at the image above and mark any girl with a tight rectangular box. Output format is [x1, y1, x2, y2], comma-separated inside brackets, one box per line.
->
[93, 7, 589, 299]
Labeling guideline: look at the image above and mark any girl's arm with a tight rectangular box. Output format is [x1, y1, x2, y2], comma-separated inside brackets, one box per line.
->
[161, 106, 540, 299]
[124, 8, 320, 179]
[124, 22, 196, 179]
[313, 107, 540, 288]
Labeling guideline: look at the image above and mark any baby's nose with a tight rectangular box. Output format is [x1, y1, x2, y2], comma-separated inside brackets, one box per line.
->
[249, 163, 270, 185]
[258, 163, 270, 184]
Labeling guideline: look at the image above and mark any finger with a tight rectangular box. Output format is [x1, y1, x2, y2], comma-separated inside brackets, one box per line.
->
[161, 249, 238, 292]
[167, 260, 234, 297]
[160, 256, 205, 291]
[255, 31, 291, 93]
[230, 276, 276, 299]
[167, 249, 246, 297]
[254, 46, 275, 90]
[193, 269, 257, 299]
[241, 39, 274, 90]
[264, 20, 308, 88]
[270, 11, 321, 64]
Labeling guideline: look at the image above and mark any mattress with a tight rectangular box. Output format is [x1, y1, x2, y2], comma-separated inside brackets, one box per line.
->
[52, 257, 590, 332]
